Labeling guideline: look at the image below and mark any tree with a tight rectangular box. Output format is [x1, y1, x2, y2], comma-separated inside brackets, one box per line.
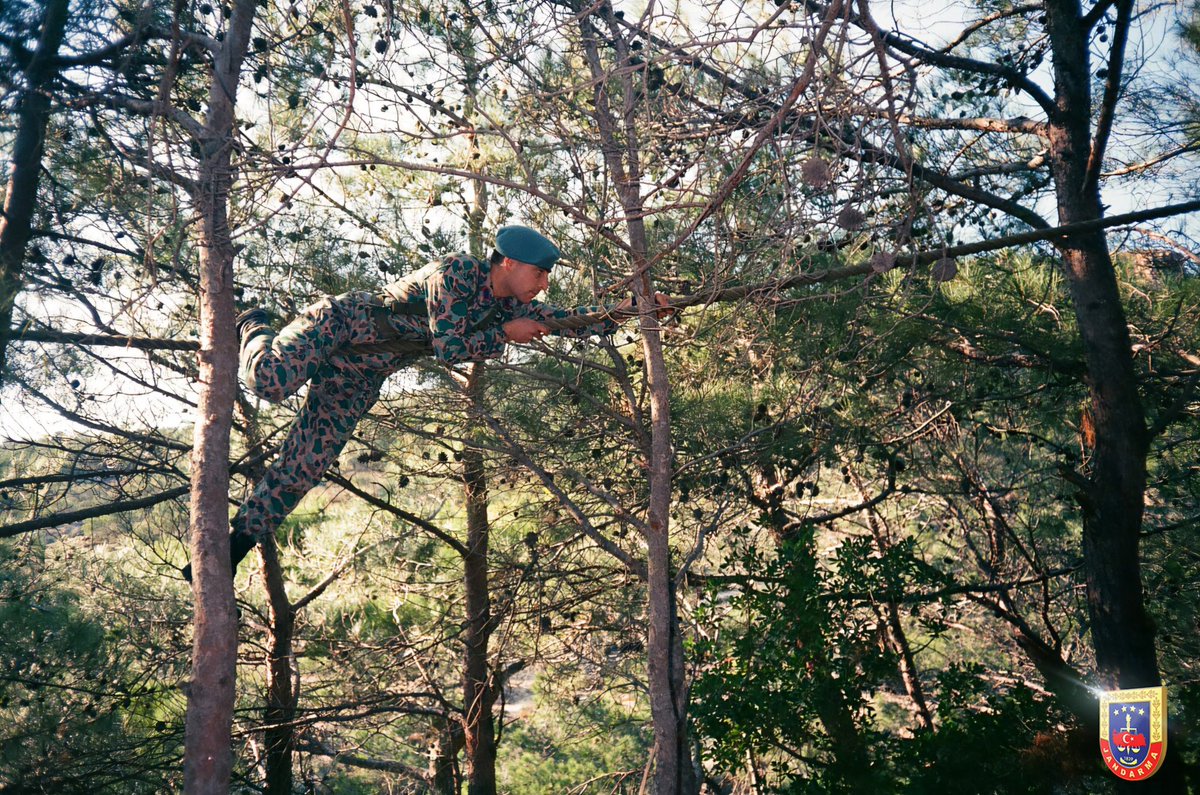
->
[3, 0, 1198, 790]
[0, 0, 70, 384]
[178, 1, 260, 791]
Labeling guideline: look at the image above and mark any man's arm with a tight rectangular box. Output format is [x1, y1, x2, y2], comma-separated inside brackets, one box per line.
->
[512, 299, 621, 339]
[515, 293, 674, 338]
[425, 256, 508, 365]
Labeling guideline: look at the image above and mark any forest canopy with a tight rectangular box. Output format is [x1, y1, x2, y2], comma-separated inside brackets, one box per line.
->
[1, 0, 1198, 792]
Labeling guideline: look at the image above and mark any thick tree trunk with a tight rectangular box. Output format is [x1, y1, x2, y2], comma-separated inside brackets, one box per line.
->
[1043, 3, 1187, 789]
[462, 425, 498, 795]
[184, 2, 258, 792]
[0, 0, 70, 385]
[260, 539, 297, 795]
[1043, 0, 1160, 691]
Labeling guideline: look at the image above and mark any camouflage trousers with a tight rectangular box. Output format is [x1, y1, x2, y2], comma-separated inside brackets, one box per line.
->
[233, 293, 410, 542]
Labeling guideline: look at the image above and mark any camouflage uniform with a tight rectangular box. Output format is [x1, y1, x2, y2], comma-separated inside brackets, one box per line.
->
[232, 253, 618, 548]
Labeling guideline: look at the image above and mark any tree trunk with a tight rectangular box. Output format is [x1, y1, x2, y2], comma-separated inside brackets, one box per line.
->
[184, 2, 258, 792]
[809, 680, 871, 786]
[461, 406, 498, 795]
[637, 259, 689, 793]
[1042, 0, 1160, 692]
[428, 719, 464, 794]
[1043, 3, 1187, 789]
[0, 0, 70, 385]
[574, 11, 695, 788]
[459, 155, 499, 794]
[260, 538, 297, 795]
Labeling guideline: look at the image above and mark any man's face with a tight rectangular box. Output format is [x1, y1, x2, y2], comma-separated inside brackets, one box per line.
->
[501, 259, 550, 303]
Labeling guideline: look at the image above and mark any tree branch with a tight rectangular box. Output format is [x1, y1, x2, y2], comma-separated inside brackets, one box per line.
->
[67, 89, 206, 141]
[10, 327, 198, 351]
[323, 471, 469, 557]
[1083, 0, 1133, 193]
[943, 4, 1044, 52]
[848, 6, 1058, 116]
[0, 484, 190, 538]
[16, 382, 193, 452]
[615, 14, 1054, 233]
[897, 114, 1048, 136]
[294, 737, 428, 783]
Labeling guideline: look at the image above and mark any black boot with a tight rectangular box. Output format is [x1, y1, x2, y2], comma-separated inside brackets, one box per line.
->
[181, 530, 259, 583]
[229, 529, 258, 572]
[236, 307, 272, 341]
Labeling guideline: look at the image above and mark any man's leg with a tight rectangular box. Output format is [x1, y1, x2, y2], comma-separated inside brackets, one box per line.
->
[241, 297, 353, 403]
[183, 368, 382, 580]
[233, 366, 383, 571]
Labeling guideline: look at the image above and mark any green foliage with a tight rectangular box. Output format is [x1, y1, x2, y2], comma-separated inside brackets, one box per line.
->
[0, 540, 184, 793]
[686, 248, 1198, 790]
[1185, 2, 1200, 52]
[498, 677, 651, 794]
[897, 665, 1084, 795]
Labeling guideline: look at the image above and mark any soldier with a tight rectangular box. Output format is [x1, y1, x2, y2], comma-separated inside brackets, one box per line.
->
[184, 226, 669, 581]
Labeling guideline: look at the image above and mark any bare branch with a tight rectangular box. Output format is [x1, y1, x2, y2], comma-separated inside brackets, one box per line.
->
[323, 471, 469, 557]
[0, 484, 189, 539]
[294, 737, 428, 783]
[1084, 0, 1133, 193]
[943, 4, 1044, 52]
[897, 114, 1048, 136]
[11, 328, 198, 351]
[67, 90, 207, 141]
[823, 0, 1058, 116]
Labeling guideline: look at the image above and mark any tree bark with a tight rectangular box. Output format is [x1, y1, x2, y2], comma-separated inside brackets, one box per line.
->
[428, 719, 464, 794]
[459, 149, 499, 794]
[461, 393, 498, 795]
[636, 251, 690, 793]
[575, 11, 694, 790]
[183, 2, 258, 792]
[260, 539, 297, 795]
[0, 0, 70, 385]
[1042, 0, 1160, 691]
[1042, 4, 1187, 789]
[573, 10, 695, 789]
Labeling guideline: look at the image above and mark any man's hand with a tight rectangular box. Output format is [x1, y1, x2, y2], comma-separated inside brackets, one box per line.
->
[502, 317, 550, 343]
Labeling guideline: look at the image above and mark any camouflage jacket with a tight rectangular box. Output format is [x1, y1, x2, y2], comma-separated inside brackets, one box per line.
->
[351, 253, 619, 364]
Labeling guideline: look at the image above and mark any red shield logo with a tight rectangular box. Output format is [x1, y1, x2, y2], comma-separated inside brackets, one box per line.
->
[1099, 686, 1168, 781]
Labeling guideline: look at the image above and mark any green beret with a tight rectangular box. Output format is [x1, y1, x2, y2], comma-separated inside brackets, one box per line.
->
[495, 225, 560, 271]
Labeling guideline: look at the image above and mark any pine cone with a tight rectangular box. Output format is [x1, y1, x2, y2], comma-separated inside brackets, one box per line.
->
[836, 205, 866, 230]
[870, 251, 897, 273]
[800, 156, 832, 188]
[932, 257, 958, 282]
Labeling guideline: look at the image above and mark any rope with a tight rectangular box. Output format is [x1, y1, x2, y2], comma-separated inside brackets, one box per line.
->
[11, 327, 200, 351]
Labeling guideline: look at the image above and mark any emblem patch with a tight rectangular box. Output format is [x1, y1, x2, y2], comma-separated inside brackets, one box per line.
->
[1099, 686, 1167, 781]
